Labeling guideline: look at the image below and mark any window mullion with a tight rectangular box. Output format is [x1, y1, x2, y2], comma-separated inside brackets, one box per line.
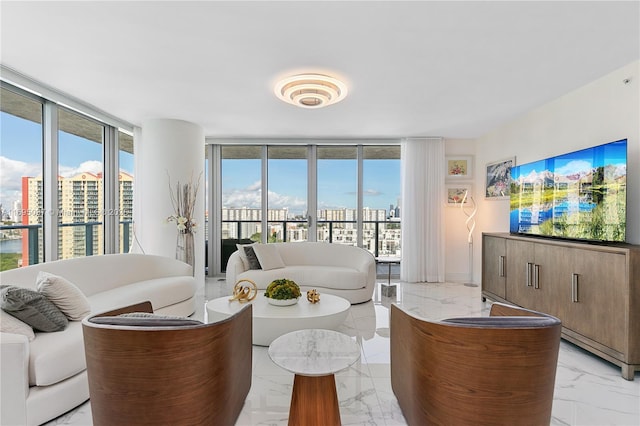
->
[357, 145, 364, 249]
[261, 145, 268, 244]
[43, 101, 59, 261]
[208, 144, 222, 275]
[104, 126, 118, 253]
[307, 145, 317, 242]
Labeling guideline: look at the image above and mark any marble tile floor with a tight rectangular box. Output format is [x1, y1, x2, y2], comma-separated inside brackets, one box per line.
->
[47, 279, 639, 426]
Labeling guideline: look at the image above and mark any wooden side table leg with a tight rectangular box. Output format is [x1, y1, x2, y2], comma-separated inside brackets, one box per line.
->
[288, 374, 341, 426]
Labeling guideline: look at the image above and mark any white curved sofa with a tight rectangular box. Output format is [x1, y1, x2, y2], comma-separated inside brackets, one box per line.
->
[0, 253, 197, 426]
[226, 242, 376, 304]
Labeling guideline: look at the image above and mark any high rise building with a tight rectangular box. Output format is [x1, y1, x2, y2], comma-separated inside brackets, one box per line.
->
[220, 206, 400, 256]
[21, 172, 134, 265]
[10, 200, 22, 223]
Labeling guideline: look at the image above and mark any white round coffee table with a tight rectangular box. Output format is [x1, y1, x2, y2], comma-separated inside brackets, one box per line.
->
[206, 291, 350, 346]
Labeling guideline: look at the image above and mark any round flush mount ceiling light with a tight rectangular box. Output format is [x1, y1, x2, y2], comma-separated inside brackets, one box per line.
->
[274, 73, 348, 108]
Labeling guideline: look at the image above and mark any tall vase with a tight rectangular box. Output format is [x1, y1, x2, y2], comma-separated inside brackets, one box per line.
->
[176, 231, 195, 276]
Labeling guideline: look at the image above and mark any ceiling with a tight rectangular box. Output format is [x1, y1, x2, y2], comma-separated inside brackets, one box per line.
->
[1, 1, 638, 140]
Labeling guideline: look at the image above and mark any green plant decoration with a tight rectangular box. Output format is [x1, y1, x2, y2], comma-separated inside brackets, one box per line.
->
[264, 279, 301, 300]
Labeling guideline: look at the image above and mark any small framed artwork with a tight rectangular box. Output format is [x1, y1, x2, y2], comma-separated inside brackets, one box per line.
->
[445, 184, 472, 207]
[446, 156, 473, 179]
[485, 157, 516, 199]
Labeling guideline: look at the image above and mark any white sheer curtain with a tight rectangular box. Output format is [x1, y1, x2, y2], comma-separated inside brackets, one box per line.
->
[400, 137, 445, 282]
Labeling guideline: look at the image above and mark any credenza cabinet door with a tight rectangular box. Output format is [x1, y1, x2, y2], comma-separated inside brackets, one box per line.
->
[564, 249, 627, 354]
[505, 239, 538, 309]
[533, 243, 573, 320]
[482, 235, 507, 299]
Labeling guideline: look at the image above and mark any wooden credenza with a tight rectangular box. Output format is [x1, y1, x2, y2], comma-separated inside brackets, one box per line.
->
[482, 232, 640, 380]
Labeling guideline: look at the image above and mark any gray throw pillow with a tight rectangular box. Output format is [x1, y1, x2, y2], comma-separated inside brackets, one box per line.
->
[90, 312, 202, 327]
[244, 246, 262, 270]
[0, 285, 68, 332]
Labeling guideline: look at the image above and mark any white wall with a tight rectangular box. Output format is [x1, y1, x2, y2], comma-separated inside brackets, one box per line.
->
[444, 138, 477, 283]
[461, 60, 640, 284]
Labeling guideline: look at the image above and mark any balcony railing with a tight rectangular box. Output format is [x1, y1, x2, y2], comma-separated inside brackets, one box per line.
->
[0, 221, 133, 270]
[3, 219, 399, 274]
[221, 219, 401, 258]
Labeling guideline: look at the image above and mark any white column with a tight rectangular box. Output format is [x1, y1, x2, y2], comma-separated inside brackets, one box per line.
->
[133, 119, 205, 283]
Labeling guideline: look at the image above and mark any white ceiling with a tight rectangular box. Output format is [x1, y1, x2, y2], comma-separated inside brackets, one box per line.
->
[1, 1, 638, 140]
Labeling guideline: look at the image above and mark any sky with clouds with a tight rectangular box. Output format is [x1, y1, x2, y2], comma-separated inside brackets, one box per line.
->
[1, 112, 400, 216]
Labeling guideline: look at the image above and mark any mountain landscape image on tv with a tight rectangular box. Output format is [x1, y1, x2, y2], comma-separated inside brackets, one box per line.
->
[510, 139, 627, 243]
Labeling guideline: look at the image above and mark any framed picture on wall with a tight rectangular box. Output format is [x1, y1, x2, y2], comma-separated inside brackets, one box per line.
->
[445, 184, 472, 206]
[445, 156, 473, 179]
[485, 157, 516, 199]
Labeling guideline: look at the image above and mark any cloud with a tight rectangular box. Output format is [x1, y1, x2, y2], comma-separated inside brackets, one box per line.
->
[346, 189, 382, 197]
[224, 188, 261, 208]
[0, 156, 41, 207]
[267, 190, 306, 212]
[247, 181, 261, 191]
[0, 157, 105, 207]
[59, 160, 102, 178]
[223, 181, 306, 214]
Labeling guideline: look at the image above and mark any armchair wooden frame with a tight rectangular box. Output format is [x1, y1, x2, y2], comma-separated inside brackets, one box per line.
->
[391, 302, 562, 426]
[82, 301, 252, 426]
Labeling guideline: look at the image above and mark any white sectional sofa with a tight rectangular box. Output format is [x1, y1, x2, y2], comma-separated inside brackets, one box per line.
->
[226, 242, 376, 304]
[0, 253, 197, 426]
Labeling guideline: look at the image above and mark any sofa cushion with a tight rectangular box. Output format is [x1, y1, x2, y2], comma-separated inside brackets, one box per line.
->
[238, 266, 366, 291]
[295, 266, 367, 290]
[244, 246, 262, 270]
[253, 244, 285, 271]
[0, 308, 35, 341]
[87, 276, 197, 314]
[28, 321, 85, 386]
[1, 285, 68, 332]
[36, 271, 91, 321]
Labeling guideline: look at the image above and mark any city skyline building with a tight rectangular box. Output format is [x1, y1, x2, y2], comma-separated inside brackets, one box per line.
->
[20, 172, 133, 266]
[221, 205, 401, 257]
[9, 172, 397, 269]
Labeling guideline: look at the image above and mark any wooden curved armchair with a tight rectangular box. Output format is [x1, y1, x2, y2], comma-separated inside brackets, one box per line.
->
[390, 302, 561, 426]
[82, 301, 252, 426]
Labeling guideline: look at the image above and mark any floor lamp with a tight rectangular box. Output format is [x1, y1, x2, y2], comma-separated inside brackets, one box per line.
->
[461, 190, 477, 287]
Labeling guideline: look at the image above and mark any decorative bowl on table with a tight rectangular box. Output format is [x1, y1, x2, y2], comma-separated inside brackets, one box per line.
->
[264, 279, 301, 306]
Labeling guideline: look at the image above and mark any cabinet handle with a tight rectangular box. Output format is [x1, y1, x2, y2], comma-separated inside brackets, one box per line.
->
[526, 262, 533, 287]
[534, 264, 540, 289]
[499, 256, 505, 277]
[572, 273, 579, 302]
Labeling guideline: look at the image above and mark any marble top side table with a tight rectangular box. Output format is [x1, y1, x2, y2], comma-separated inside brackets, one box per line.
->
[268, 329, 361, 426]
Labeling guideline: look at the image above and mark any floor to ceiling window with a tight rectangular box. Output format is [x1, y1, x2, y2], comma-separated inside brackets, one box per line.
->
[0, 80, 134, 268]
[118, 131, 134, 253]
[317, 146, 357, 245]
[0, 86, 44, 270]
[57, 108, 105, 259]
[221, 145, 262, 241]
[267, 146, 308, 242]
[363, 145, 401, 257]
[215, 142, 401, 274]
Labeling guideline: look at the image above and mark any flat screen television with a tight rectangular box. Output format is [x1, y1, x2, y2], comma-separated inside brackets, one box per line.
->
[509, 139, 627, 243]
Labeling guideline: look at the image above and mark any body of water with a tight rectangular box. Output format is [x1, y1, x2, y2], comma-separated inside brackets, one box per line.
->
[0, 239, 22, 254]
